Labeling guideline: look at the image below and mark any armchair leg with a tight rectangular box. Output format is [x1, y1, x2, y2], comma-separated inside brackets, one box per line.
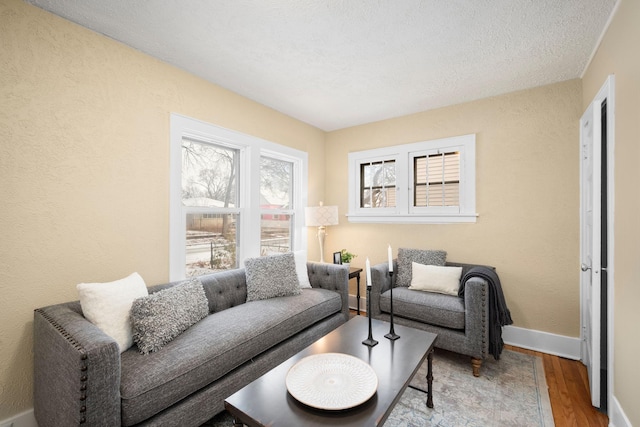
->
[471, 358, 482, 377]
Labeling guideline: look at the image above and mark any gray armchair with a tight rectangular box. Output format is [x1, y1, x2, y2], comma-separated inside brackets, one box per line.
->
[370, 261, 490, 376]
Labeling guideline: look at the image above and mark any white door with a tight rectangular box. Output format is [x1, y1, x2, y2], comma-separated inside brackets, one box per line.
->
[579, 99, 602, 408]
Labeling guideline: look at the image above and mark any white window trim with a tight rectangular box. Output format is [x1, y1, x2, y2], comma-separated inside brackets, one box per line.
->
[347, 134, 478, 224]
[170, 113, 308, 281]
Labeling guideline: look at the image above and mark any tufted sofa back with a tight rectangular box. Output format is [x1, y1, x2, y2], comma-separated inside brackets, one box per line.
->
[148, 261, 349, 320]
[198, 268, 248, 313]
[149, 269, 247, 314]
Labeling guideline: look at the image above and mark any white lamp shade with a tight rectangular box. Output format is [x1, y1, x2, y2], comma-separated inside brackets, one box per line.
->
[305, 205, 339, 226]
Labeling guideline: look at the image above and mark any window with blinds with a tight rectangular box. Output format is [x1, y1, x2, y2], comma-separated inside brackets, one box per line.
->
[347, 134, 476, 223]
[413, 151, 460, 207]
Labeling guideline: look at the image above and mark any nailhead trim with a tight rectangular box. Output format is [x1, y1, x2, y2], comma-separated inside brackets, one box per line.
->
[36, 308, 89, 425]
[36, 308, 84, 352]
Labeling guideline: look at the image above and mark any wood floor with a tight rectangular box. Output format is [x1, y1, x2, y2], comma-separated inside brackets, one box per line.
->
[506, 345, 609, 427]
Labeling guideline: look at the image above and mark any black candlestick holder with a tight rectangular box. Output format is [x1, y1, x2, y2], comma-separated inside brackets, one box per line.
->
[362, 284, 378, 347]
[384, 271, 400, 340]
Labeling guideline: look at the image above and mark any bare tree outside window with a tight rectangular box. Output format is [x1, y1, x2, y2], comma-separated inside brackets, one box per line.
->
[360, 160, 396, 208]
[260, 156, 294, 255]
[171, 114, 308, 281]
[182, 138, 239, 277]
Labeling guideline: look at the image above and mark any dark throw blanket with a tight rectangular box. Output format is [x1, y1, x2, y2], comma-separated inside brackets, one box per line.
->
[459, 266, 513, 359]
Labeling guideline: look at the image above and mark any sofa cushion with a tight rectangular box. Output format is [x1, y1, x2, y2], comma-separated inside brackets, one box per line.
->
[396, 248, 447, 287]
[130, 279, 209, 354]
[380, 287, 465, 330]
[409, 263, 463, 296]
[294, 250, 312, 288]
[76, 272, 148, 353]
[119, 288, 341, 426]
[245, 253, 301, 301]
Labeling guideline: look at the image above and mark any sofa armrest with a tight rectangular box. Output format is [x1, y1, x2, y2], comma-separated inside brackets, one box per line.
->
[369, 261, 397, 316]
[34, 302, 121, 427]
[307, 262, 350, 321]
[460, 276, 490, 358]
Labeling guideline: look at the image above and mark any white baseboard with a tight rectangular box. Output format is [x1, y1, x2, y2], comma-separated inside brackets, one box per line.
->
[502, 325, 582, 360]
[609, 395, 632, 427]
[0, 409, 36, 427]
[348, 294, 367, 313]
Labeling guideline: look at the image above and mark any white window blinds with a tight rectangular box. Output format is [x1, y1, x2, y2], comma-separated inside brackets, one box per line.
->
[413, 151, 460, 207]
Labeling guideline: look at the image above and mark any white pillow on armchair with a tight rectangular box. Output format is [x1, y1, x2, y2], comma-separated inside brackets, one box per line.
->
[408, 262, 463, 296]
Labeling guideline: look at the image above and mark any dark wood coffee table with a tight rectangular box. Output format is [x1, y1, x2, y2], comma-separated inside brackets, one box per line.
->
[224, 316, 437, 426]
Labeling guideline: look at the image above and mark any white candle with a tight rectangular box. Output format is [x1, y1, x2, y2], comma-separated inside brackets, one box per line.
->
[388, 244, 393, 272]
[366, 257, 372, 289]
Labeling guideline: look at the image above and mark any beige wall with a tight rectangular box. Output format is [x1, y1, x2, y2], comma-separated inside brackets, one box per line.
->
[325, 80, 583, 335]
[0, 0, 325, 418]
[582, 0, 640, 424]
[3, 0, 631, 423]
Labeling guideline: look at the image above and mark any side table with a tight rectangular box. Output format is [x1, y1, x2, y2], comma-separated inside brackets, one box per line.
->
[349, 267, 363, 314]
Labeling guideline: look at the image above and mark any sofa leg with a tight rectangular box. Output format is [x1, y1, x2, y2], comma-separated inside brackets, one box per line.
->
[471, 358, 482, 377]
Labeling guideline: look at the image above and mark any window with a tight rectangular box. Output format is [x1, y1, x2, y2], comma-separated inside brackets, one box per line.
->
[413, 152, 459, 207]
[260, 155, 294, 256]
[360, 160, 396, 208]
[181, 138, 240, 275]
[347, 134, 477, 223]
[170, 114, 308, 280]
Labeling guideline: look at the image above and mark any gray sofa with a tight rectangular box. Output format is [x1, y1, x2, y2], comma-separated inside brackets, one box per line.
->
[33, 262, 349, 426]
[370, 260, 490, 376]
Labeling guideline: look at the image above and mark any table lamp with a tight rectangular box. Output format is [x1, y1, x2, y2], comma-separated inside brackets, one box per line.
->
[304, 202, 338, 263]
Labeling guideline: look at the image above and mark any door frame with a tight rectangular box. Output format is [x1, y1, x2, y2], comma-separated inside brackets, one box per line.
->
[579, 74, 615, 412]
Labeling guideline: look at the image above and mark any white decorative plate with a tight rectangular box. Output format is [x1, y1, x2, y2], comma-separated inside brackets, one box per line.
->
[285, 353, 378, 410]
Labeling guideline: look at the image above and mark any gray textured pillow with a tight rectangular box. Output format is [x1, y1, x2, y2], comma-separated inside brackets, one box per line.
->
[396, 248, 447, 287]
[131, 278, 208, 354]
[245, 252, 301, 302]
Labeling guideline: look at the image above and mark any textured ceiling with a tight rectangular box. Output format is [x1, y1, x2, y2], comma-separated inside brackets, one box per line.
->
[28, 0, 618, 131]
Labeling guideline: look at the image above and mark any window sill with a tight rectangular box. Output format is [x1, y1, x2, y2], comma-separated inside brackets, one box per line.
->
[346, 213, 478, 224]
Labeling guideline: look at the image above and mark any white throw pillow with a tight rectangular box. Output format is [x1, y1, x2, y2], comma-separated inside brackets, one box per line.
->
[408, 262, 463, 296]
[294, 250, 312, 288]
[77, 272, 148, 353]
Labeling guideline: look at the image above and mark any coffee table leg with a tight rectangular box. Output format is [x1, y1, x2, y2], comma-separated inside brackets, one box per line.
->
[426, 348, 434, 408]
[232, 417, 244, 427]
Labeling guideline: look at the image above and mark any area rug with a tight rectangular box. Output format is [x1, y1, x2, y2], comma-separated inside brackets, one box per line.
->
[202, 349, 554, 427]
